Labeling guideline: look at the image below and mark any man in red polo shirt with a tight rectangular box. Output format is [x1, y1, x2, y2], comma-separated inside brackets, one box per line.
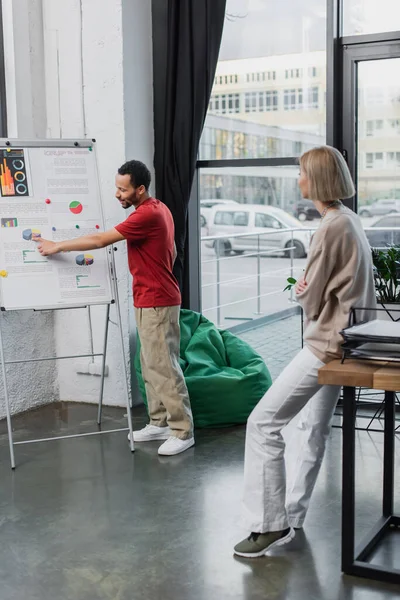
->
[34, 160, 194, 456]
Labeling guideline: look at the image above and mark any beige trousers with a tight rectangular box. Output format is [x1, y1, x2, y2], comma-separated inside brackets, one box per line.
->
[134, 306, 193, 440]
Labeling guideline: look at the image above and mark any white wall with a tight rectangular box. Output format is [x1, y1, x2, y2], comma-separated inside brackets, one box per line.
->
[0, 0, 154, 417]
[121, 0, 154, 404]
[45, 0, 154, 407]
[0, 0, 57, 420]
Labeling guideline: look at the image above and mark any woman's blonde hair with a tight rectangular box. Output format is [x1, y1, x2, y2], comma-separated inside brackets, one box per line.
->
[299, 145, 355, 202]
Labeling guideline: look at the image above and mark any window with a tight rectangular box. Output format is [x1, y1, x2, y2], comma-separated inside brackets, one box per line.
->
[284, 89, 300, 110]
[245, 71, 274, 83]
[388, 152, 400, 167]
[214, 74, 238, 85]
[200, 0, 327, 159]
[389, 119, 400, 134]
[282, 88, 320, 110]
[265, 91, 278, 111]
[255, 213, 281, 229]
[245, 93, 251, 113]
[366, 153, 373, 169]
[294, 141, 302, 154]
[245, 92, 257, 113]
[214, 211, 234, 226]
[308, 87, 319, 108]
[209, 93, 240, 115]
[214, 211, 249, 226]
[233, 212, 249, 226]
[375, 152, 384, 168]
[366, 120, 384, 136]
[343, 0, 400, 36]
[366, 152, 385, 169]
[221, 96, 226, 113]
[285, 68, 303, 79]
[244, 91, 278, 113]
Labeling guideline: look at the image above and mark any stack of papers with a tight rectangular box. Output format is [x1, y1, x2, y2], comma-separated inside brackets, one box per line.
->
[341, 319, 400, 362]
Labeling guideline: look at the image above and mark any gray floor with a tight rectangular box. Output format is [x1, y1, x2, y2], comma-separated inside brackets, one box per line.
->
[239, 314, 302, 381]
[0, 317, 399, 600]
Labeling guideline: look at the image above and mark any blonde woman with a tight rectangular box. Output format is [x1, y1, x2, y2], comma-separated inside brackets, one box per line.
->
[234, 146, 377, 558]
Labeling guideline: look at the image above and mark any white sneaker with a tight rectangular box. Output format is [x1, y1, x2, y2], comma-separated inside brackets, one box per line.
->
[158, 436, 195, 456]
[128, 424, 171, 443]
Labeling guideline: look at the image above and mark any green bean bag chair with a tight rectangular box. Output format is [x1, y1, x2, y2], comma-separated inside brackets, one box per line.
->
[134, 309, 272, 428]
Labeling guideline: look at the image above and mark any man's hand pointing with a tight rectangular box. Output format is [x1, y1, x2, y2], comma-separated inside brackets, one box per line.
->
[32, 234, 60, 256]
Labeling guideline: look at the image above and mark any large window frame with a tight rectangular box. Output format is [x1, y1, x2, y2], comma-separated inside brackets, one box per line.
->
[187, 0, 400, 312]
[341, 39, 400, 210]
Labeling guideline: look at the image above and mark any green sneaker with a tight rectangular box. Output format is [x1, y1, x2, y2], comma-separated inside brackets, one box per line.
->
[234, 527, 295, 558]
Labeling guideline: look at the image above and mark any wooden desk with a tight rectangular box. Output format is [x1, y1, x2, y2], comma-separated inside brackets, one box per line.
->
[319, 359, 400, 584]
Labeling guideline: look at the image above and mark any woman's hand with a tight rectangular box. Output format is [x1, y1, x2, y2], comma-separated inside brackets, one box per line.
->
[295, 276, 307, 295]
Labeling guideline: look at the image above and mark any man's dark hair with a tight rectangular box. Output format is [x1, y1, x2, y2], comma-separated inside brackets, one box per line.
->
[118, 160, 151, 191]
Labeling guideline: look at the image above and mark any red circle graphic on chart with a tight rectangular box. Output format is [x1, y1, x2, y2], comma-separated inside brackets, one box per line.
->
[69, 201, 83, 215]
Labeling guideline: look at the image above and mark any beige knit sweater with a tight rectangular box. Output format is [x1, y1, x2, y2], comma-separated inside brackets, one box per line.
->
[297, 204, 377, 363]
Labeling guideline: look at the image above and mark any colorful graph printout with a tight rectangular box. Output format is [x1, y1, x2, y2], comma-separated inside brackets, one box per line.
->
[1, 218, 18, 228]
[0, 149, 29, 197]
[76, 254, 94, 266]
[22, 228, 41, 241]
[69, 201, 83, 215]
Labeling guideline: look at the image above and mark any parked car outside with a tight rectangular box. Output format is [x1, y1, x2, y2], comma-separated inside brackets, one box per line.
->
[293, 198, 320, 222]
[204, 204, 311, 258]
[364, 213, 400, 248]
[200, 199, 239, 228]
[359, 199, 400, 218]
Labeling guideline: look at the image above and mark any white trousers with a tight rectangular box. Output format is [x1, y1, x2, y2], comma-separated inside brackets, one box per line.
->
[242, 347, 341, 533]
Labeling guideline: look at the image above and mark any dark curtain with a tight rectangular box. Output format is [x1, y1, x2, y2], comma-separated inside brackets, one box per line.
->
[152, 0, 227, 307]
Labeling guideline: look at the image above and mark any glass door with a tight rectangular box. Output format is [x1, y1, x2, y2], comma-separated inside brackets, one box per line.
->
[342, 44, 400, 247]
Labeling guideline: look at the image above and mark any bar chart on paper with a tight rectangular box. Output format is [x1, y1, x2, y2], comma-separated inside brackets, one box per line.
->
[1, 218, 18, 228]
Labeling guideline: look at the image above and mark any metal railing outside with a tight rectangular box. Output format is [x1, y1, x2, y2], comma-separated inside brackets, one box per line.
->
[201, 226, 313, 326]
[201, 225, 400, 327]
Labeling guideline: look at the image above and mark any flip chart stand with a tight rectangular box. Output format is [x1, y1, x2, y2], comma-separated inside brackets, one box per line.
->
[0, 248, 135, 469]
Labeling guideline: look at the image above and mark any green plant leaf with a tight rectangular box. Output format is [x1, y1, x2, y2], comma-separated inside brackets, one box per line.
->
[371, 245, 400, 303]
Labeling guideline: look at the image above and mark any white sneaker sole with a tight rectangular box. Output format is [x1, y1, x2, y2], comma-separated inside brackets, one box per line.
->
[234, 528, 295, 558]
[158, 437, 195, 456]
[127, 430, 171, 443]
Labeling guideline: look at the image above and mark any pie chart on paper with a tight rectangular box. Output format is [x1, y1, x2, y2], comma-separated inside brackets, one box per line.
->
[76, 254, 94, 266]
[69, 201, 83, 215]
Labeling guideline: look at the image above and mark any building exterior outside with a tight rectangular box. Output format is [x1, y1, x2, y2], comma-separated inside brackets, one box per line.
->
[200, 51, 400, 210]
[208, 51, 326, 137]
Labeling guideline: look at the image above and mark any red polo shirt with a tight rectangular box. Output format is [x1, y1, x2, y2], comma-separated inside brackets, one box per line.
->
[115, 198, 181, 308]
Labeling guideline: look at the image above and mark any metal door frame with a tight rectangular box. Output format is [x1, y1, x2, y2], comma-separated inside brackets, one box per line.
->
[341, 41, 400, 212]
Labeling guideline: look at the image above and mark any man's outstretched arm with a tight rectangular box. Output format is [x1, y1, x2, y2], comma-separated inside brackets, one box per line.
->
[33, 229, 125, 256]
